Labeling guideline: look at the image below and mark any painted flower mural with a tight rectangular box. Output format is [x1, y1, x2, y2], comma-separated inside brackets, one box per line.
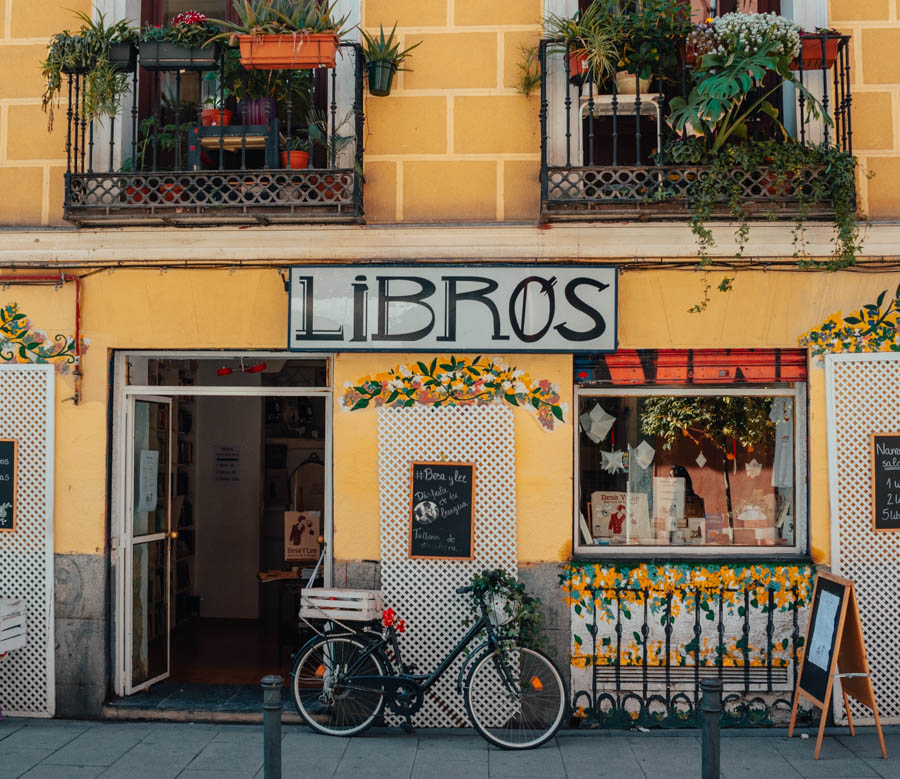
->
[562, 562, 814, 726]
[799, 285, 900, 357]
[0, 303, 80, 373]
[340, 355, 567, 430]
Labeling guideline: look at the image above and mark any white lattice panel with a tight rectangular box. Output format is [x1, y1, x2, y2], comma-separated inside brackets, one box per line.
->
[827, 354, 900, 725]
[0, 365, 55, 717]
[377, 405, 517, 727]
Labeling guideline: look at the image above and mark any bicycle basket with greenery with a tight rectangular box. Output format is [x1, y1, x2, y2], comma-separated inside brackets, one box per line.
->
[469, 569, 544, 649]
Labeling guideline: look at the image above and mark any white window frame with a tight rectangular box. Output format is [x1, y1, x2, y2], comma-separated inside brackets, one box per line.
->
[572, 383, 808, 558]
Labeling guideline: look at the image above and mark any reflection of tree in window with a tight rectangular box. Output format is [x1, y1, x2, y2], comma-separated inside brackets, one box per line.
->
[640, 395, 773, 529]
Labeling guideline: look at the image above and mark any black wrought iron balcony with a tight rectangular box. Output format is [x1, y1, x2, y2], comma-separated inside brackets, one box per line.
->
[63, 42, 364, 226]
[538, 34, 854, 223]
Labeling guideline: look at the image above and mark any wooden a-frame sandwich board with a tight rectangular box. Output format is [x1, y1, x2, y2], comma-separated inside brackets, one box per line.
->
[788, 571, 886, 760]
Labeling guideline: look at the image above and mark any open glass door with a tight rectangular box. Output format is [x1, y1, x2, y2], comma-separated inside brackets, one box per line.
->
[125, 396, 173, 694]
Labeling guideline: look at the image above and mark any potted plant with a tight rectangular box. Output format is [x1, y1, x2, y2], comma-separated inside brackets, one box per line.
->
[611, 0, 692, 94]
[792, 29, 842, 71]
[360, 23, 421, 97]
[306, 108, 356, 199]
[201, 92, 233, 126]
[544, 3, 618, 88]
[139, 10, 219, 71]
[280, 133, 309, 169]
[41, 11, 139, 131]
[213, 0, 351, 70]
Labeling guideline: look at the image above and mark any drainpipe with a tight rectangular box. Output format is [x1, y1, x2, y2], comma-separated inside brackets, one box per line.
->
[0, 272, 83, 405]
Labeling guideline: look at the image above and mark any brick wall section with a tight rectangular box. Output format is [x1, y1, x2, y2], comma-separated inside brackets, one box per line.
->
[832, 0, 900, 217]
[361, 0, 542, 223]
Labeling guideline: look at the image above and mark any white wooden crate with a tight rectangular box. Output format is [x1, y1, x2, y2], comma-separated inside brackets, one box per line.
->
[0, 598, 26, 653]
[299, 588, 383, 622]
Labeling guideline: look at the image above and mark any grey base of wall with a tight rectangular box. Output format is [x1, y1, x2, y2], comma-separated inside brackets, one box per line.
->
[54, 553, 107, 718]
[333, 559, 570, 669]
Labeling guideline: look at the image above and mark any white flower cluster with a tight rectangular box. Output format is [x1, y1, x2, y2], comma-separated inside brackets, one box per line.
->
[692, 12, 801, 60]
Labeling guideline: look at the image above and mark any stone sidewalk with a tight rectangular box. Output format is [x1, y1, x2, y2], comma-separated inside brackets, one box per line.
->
[1, 717, 898, 778]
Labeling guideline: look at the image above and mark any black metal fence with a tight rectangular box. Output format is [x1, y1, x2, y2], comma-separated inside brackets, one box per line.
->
[63, 43, 364, 225]
[539, 35, 853, 221]
[567, 573, 812, 729]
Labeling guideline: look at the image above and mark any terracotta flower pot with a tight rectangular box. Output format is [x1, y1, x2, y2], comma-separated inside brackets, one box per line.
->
[281, 150, 310, 169]
[237, 33, 339, 70]
[565, 48, 591, 85]
[791, 34, 840, 71]
[201, 108, 232, 126]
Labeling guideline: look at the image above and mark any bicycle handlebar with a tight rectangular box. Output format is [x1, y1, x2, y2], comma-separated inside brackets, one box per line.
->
[455, 585, 474, 595]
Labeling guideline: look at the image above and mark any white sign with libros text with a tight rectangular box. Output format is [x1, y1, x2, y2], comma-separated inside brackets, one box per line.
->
[288, 265, 617, 352]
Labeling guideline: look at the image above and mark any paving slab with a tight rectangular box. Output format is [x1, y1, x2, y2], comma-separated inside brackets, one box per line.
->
[181, 738, 264, 773]
[488, 741, 567, 779]
[558, 734, 643, 775]
[99, 741, 207, 779]
[0, 718, 27, 741]
[40, 725, 150, 768]
[0, 749, 56, 779]
[782, 758, 881, 778]
[771, 732, 856, 761]
[411, 734, 489, 778]
[332, 734, 419, 778]
[19, 767, 104, 779]
[137, 721, 219, 746]
[1, 722, 89, 750]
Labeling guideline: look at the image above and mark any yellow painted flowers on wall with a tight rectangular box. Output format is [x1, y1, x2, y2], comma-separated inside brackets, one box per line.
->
[340, 354, 567, 430]
[799, 285, 900, 357]
[0, 303, 79, 373]
[562, 561, 813, 670]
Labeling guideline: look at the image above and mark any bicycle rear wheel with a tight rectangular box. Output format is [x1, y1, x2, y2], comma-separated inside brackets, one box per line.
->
[464, 645, 567, 750]
[290, 634, 387, 737]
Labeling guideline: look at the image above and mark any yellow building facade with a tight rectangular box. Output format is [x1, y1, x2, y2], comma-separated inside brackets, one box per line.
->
[1, 0, 900, 729]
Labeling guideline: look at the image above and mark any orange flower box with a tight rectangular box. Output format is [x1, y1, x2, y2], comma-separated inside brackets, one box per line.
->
[790, 34, 841, 71]
[237, 33, 339, 70]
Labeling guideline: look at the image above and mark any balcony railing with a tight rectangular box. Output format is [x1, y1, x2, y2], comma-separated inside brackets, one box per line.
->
[63, 42, 364, 226]
[539, 35, 853, 222]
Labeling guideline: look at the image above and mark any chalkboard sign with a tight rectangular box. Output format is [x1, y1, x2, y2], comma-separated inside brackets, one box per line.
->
[872, 433, 900, 531]
[790, 571, 886, 760]
[0, 439, 16, 532]
[408, 462, 475, 560]
[798, 572, 848, 706]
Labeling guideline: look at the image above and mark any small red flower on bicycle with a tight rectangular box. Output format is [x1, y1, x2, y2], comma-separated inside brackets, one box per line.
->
[395, 618, 406, 634]
[381, 607, 395, 627]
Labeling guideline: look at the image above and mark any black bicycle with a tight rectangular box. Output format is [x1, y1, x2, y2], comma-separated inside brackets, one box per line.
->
[289, 577, 567, 749]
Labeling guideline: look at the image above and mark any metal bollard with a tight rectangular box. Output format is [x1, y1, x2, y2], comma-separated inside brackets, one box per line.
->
[261, 675, 283, 779]
[700, 678, 722, 779]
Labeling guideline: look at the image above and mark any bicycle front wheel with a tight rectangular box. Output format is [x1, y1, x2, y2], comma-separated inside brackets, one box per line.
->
[290, 634, 387, 737]
[464, 645, 567, 750]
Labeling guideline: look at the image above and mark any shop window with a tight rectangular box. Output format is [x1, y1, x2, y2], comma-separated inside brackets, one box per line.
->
[574, 352, 807, 556]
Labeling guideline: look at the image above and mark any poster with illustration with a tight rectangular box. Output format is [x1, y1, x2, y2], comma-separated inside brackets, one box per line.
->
[284, 511, 320, 561]
[591, 492, 650, 542]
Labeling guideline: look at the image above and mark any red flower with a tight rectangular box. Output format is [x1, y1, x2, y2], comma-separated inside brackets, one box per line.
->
[172, 10, 207, 25]
[381, 608, 395, 627]
[395, 618, 406, 634]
